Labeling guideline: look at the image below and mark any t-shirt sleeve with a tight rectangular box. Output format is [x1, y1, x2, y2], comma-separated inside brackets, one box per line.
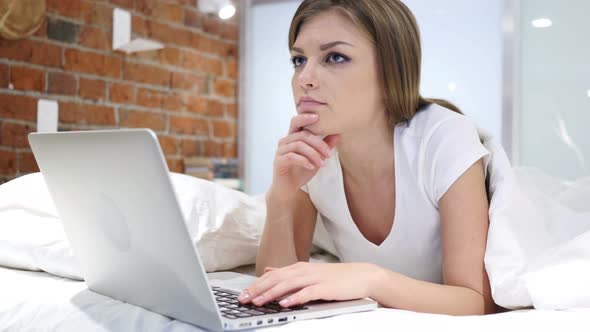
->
[423, 116, 489, 206]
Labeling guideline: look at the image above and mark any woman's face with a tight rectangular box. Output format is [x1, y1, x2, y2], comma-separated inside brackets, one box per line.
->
[291, 9, 385, 136]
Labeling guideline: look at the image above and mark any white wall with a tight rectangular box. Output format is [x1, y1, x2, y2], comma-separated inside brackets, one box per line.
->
[243, 0, 301, 195]
[517, 0, 590, 180]
[241, 0, 505, 195]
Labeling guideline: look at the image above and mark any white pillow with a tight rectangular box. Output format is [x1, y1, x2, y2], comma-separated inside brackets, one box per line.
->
[0, 172, 267, 280]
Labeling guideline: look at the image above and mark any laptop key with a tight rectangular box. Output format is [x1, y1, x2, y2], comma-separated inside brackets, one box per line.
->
[235, 313, 252, 318]
[223, 314, 238, 319]
[245, 310, 266, 316]
[291, 306, 308, 311]
[255, 307, 278, 314]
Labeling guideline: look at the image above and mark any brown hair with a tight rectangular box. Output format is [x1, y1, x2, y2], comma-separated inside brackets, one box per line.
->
[288, 0, 462, 127]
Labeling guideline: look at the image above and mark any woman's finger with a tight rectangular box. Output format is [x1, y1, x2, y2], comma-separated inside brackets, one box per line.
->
[288, 113, 319, 134]
[251, 276, 313, 306]
[278, 130, 332, 159]
[279, 284, 325, 308]
[239, 264, 305, 304]
[275, 152, 315, 172]
[276, 141, 325, 169]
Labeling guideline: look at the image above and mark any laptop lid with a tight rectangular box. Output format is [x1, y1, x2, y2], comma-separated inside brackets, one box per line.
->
[28, 129, 224, 331]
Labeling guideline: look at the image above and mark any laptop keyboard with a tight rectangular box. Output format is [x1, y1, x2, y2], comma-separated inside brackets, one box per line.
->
[212, 286, 308, 320]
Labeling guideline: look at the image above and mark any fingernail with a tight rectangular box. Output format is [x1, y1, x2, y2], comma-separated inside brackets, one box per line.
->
[279, 298, 290, 307]
[306, 163, 315, 170]
[307, 114, 318, 119]
[253, 296, 264, 305]
[320, 160, 326, 167]
[238, 291, 250, 302]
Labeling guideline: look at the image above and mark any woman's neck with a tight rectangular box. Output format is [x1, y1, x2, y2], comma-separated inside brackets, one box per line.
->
[336, 118, 395, 184]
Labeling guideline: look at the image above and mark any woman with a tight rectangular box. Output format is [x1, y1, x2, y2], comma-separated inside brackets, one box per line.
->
[239, 0, 495, 315]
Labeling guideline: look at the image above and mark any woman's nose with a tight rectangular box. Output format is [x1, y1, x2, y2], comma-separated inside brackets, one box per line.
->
[298, 62, 318, 89]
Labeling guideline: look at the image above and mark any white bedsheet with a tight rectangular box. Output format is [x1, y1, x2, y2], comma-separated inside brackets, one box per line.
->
[1, 267, 589, 332]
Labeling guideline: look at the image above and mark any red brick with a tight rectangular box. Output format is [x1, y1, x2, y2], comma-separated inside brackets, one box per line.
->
[34, 16, 48, 38]
[0, 40, 62, 68]
[187, 97, 224, 117]
[65, 49, 121, 78]
[59, 102, 115, 126]
[47, 0, 92, 20]
[0, 94, 37, 121]
[166, 158, 184, 173]
[111, 0, 133, 9]
[79, 78, 106, 101]
[213, 78, 235, 98]
[182, 50, 205, 71]
[202, 15, 222, 36]
[212, 120, 234, 138]
[48, 72, 77, 95]
[10, 66, 45, 92]
[199, 35, 236, 57]
[109, 82, 135, 104]
[153, 3, 184, 24]
[171, 71, 206, 92]
[182, 51, 223, 76]
[119, 109, 167, 131]
[160, 47, 182, 67]
[205, 57, 223, 76]
[132, 15, 148, 37]
[136, 0, 183, 23]
[147, 20, 191, 47]
[129, 50, 159, 62]
[181, 139, 199, 157]
[184, 9, 202, 29]
[170, 116, 208, 136]
[78, 26, 109, 50]
[206, 99, 225, 117]
[185, 95, 207, 114]
[85, 2, 113, 27]
[225, 58, 237, 79]
[221, 24, 239, 41]
[226, 103, 237, 119]
[18, 152, 39, 173]
[0, 64, 9, 88]
[0, 122, 35, 149]
[31, 42, 62, 68]
[0, 150, 17, 176]
[124, 62, 170, 87]
[163, 93, 185, 112]
[137, 88, 164, 108]
[204, 141, 236, 158]
[158, 135, 179, 155]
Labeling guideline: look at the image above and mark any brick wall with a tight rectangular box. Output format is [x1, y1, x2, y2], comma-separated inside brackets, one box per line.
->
[0, 0, 239, 184]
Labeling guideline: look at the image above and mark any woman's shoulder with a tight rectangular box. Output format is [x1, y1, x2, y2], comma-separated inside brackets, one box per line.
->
[400, 103, 478, 141]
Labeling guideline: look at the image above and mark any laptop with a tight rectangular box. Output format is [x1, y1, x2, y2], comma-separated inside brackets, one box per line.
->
[28, 129, 377, 331]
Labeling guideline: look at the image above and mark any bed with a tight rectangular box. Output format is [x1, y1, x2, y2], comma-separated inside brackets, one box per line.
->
[1, 171, 589, 331]
[1, 264, 589, 332]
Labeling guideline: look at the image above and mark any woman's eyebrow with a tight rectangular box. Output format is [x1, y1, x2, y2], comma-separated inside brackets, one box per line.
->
[291, 41, 354, 53]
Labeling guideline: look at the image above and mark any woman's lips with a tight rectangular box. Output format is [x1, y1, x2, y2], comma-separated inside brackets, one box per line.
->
[297, 101, 326, 111]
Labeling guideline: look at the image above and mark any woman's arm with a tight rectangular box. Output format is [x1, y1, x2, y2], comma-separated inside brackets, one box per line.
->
[255, 187, 318, 276]
[370, 159, 495, 315]
[242, 160, 495, 315]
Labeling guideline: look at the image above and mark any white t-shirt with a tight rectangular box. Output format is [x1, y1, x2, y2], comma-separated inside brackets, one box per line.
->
[301, 104, 489, 283]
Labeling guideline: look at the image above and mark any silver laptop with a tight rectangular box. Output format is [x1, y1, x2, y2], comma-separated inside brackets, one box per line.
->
[28, 129, 377, 331]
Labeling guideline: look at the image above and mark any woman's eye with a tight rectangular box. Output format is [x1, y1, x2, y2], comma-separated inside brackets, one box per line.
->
[291, 56, 306, 68]
[326, 53, 349, 64]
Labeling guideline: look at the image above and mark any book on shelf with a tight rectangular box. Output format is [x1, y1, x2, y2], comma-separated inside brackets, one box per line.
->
[184, 157, 241, 190]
